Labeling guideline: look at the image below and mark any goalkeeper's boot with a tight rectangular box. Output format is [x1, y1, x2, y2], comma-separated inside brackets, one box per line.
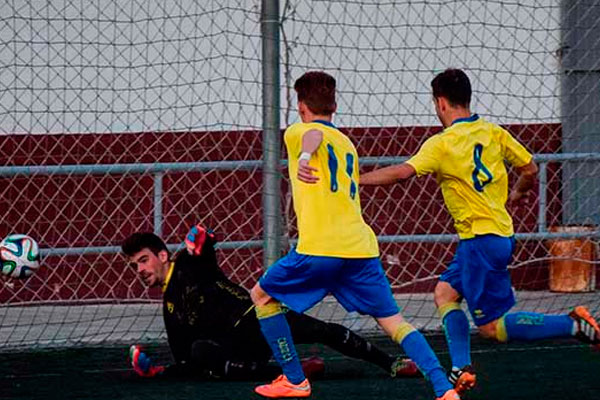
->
[436, 389, 461, 400]
[569, 306, 600, 346]
[301, 356, 325, 379]
[448, 365, 476, 395]
[390, 357, 420, 377]
[255, 375, 311, 398]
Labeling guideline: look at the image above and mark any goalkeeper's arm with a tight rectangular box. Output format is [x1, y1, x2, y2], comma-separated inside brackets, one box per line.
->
[129, 345, 203, 378]
[129, 345, 166, 378]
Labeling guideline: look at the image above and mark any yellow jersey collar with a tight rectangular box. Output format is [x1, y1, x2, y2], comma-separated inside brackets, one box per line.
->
[162, 261, 175, 293]
[450, 113, 479, 126]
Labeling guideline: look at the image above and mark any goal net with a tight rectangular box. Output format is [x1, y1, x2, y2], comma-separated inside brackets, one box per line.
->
[1, 0, 599, 351]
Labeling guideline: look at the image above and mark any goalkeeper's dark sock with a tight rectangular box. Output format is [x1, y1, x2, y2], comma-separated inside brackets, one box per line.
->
[321, 322, 394, 372]
[189, 339, 274, 380]
[440, 302, 471, 368]
[499, 312, 574, 341]
[394, 322, 452, 398]
[256, 302, 305, 384]
[223, 360, 281, 380]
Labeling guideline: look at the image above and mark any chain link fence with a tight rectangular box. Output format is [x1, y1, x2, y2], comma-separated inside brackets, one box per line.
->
[1, 0, 599, 349]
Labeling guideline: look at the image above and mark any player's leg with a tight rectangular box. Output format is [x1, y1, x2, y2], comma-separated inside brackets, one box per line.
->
[333, 257, 456, 400]
[481, 307, 599, 345]
[377, 314, 456, 399]
[450, 234, 520, 394]
[190, 339, 280, 380]
[286, 311, 417, 376]
[434, 245, 474, 394]
[251, 249, 333, 397]
[250, 286, 307, 391]
[463, 235, 597, 344]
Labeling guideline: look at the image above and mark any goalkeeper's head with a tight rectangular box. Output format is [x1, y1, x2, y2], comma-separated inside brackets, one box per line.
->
[431, 68, 472, 128]
[122, 232, 169, 288]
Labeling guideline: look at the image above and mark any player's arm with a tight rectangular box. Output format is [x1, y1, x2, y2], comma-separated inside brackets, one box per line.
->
[168, 329, 193, 365]
[359, 163, 416, 185]
[129, 340, 199, 379]
[183, 224, 224, 276]
[508, 160, 538, 204]
[297, 129, 323, 184]
[501, 128, 538, 205]
[129, 345, 166, 378]
[360, 135, 441, 186]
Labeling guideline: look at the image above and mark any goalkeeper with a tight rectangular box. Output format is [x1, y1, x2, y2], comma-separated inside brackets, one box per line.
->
[121, 227, 418, 380]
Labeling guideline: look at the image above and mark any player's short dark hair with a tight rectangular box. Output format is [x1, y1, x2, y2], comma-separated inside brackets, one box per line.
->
[431, 68, 471, 108]
[121, 232, 168, 257]
[294, 71, 337, 115]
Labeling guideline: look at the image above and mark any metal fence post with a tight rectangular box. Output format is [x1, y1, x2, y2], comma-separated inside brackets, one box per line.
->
[153, 172, 164, 237]
[261, 0, 282, 268]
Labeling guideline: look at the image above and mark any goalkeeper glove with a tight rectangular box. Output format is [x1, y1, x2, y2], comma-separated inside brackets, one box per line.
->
[129, 345, 165, 378]
[185, 224, 213, 256]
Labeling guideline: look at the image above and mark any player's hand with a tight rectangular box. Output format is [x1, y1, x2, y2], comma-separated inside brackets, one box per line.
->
[185, 224, 208, 256]
[297, 159, 319, 184]
[129, 345, 165, 378]
[508, 189, 531, 208]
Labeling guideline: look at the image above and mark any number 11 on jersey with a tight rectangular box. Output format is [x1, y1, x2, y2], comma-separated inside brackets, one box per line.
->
[327, 143, 357, 199]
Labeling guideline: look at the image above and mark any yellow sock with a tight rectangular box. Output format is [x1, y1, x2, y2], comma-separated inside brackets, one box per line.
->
[392, 321, 416, 344]
[255, 302, 283, 319]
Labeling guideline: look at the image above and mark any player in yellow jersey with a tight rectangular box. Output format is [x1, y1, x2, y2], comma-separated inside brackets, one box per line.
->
[360, 69, 600, 395]
[249, 71, 459, 400]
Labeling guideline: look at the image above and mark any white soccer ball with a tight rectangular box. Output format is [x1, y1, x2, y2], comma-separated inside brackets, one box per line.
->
[0, 234, 41, 279]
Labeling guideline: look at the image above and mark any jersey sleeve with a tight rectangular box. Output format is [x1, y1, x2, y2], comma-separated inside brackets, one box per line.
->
[166, 324, 193, 364]
[283, 124, 304, 159]
[500, 128, 533, 167]
[406, 135, 444, 176]
[176, 239, 223, 279]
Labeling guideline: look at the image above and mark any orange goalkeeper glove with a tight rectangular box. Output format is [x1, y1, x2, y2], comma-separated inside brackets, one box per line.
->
[129, 345, 165, 378]
[184, 224, 215, 256]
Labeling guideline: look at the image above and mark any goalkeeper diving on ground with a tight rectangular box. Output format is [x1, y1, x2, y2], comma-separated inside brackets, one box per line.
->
[121, 226, 419, 380]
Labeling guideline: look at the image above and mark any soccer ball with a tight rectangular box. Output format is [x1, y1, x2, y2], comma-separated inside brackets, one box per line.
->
[0, 234, 41, 279]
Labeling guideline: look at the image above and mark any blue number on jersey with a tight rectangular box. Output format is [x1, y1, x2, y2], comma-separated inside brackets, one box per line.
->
[326, 144, 356, 199]
[345, 153, 357, 199]
[472, 143, 493, 192]
[327, 143, 339, 192]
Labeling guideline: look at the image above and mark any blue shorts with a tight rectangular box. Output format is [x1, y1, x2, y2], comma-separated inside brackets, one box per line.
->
[259, 248, 399, 318]
[440, 234, 516, 326]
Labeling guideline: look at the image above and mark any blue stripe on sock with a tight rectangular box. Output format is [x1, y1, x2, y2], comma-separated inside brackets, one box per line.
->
[258, 312, 305, 384]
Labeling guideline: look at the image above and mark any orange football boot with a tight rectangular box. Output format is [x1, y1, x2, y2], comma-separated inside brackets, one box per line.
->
[570, 306, 600, 345]
[255, 375, 311, 398]
[449, 365, 476, 395]
[436, 389, 461, 400]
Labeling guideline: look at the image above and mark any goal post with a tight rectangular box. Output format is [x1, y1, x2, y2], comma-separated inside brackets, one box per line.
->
[1, 0, 600, 351]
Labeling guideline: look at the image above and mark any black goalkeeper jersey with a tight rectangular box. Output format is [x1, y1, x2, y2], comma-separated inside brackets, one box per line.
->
[161, 239, 259, 364]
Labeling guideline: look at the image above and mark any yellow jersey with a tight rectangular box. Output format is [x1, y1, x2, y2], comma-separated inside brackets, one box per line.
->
[285, 120, 379, 258]
[406, 115, 533, 239]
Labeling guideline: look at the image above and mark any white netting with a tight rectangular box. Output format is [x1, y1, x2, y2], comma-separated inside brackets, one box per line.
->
[1, 0, 600, 350]
[0, 0, 266, 349]
[279, 0, 600, 332]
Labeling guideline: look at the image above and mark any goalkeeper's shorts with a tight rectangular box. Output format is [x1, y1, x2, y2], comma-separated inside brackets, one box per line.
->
[440, 234, 516, 326]
[259, 248, 399, 318]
